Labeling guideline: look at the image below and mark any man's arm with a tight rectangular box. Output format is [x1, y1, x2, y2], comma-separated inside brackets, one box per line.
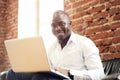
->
[69, 38, 105, 80]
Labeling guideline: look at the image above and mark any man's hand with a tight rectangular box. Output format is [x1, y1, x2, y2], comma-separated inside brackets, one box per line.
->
[54, 67, 69, 76]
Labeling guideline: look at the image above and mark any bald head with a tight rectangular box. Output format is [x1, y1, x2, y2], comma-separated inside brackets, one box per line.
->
[52, 10, 70, 23]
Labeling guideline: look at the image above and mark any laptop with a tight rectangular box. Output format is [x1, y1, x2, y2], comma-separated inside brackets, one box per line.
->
[4, 36, 70, 79]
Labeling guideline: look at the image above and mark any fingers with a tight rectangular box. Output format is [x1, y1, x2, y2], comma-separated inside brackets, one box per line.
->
[53, 67, 69, 76]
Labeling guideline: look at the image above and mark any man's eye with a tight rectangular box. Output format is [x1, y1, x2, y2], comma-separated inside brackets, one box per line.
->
[58, 22, 65, 26]
[51, 23, 56, 27]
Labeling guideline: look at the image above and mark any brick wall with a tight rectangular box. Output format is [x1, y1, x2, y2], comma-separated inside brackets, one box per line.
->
[0, 0, 18, 72]
[0, 0, 7, 72]
[64, 0, 120, 61]
[5, 0, 18, 39]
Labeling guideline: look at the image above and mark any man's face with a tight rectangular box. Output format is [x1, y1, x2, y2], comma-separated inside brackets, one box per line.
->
[51, 14, 71, 40]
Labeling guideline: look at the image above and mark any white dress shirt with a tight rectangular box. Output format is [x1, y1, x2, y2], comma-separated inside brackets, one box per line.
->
[47, 32, 105, 80]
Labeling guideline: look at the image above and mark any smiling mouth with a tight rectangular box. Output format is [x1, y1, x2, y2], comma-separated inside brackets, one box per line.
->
[57, 32, 64, 35]
[55, 31, 64, 37]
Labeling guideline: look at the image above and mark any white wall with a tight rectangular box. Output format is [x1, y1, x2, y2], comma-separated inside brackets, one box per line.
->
[18, 0, 38, 38]
[39, 0, 64, 49]
[18, 0, 64, 48]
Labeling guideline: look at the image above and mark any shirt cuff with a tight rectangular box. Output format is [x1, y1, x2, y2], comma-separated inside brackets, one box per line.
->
[69, 70, 83, 77]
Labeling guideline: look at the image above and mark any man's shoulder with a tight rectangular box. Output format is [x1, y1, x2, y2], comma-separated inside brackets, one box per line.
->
[73, 32, 92, 42]
[72, 32, 96, 47]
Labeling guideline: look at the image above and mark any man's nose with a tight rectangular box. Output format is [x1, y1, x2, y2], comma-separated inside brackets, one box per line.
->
[55, 26, 61, 31]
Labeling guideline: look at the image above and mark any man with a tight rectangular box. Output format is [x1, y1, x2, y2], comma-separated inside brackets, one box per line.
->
[31, 10, 105, 80]
[46, 10, 105, 80]
[4, 10, 105, 80]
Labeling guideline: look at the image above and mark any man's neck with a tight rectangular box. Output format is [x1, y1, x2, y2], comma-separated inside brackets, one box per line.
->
[59, 34, 71, 49]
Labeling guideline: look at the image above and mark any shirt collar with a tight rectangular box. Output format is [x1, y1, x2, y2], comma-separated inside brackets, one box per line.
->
[67, 31, 77, 45]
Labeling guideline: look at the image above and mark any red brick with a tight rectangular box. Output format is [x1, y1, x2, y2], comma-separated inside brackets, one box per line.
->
[73, 11, 87, 19]
[109, 46, 116, 53]
[73, 0, 91, 8]
[112, 37, 120, 44]
[99, 46, 109, 53]
[102, 38, 112, 46]
[88, 21, 98, 27]
[114, 28, 120, 37]
[70, 0, 75, 2]
[88, 18, 108, 27]
[87, 5, 105, 14]
[105, 2, 112, 9]
[65, 4, 72, 10]
[101, 25, 110, 31]
[94, 40, 103, 47]
[114, 14, 120, 20]
[72, 25, 83, 32]
[72, 19, 83, 26]
[100, 0, 109, 3]
[116, 45, 120, 52]
[109, 7, 120, 16]
[93, 11, 108, 20]
[84, 27, 101, 35]
[78, 0, 91, 6]
[73, 2, 81, 8]
[76, 2, 92, 13]
[110, 22, 120, 30]
[90, 0, 99, 6]
[111, 0, 120, 6]
[109, 45, 120, 54]
[102, 53, 114, 61]
[113, 52, 120, 59]
[83, 16, 93, 22]
[90, 31, 114, 40]
[107, 16, 114, 22]
[98, 19, 108, 25]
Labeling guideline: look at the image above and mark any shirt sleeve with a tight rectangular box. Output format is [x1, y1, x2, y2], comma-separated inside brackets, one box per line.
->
[70, 38, 105, 80]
